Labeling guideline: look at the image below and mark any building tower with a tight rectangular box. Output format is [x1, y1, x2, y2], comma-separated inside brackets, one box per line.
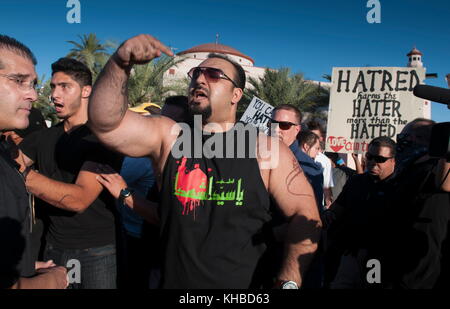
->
[407, 47, 423, 68]
[407, 47, 430, 118]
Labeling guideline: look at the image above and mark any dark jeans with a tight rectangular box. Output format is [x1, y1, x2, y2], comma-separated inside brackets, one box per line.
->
[44, 243, 117, 289]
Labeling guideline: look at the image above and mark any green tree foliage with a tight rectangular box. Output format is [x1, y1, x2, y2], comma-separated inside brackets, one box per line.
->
[240, 68, 330, 120]
[66, 33, 114, 80]
[35, 34, 190, 122]
[33, 75, 58, 125]
[127, 55, 188, 106]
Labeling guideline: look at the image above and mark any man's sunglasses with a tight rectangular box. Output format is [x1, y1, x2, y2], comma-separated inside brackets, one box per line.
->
[365, 152, 393, 163]
[268, 119, 299, 130]
[187, 67, 239, 88]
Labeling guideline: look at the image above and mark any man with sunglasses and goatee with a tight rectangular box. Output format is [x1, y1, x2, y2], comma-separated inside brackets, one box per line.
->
[88, 34, 321, 289]
[321, 136, 396, 289]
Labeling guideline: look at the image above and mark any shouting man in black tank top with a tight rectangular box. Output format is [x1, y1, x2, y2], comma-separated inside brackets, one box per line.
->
[89, 34, 322, 289]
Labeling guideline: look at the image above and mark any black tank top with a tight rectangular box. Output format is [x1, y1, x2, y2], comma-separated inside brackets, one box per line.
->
[159, 125, 272, 288]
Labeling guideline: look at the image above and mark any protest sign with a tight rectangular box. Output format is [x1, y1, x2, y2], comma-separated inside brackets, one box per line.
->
[325, 67, 426, 154]
[240, 96, 274, 135]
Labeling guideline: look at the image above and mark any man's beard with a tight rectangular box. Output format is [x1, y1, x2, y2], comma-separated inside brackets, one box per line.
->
[188, 103, 212, 125]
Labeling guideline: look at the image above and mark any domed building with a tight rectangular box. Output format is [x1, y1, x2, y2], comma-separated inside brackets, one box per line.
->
[163, 42, 267, 89]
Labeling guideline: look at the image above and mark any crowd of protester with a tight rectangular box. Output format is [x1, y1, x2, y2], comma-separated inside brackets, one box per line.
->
[1, 34, 449, 289]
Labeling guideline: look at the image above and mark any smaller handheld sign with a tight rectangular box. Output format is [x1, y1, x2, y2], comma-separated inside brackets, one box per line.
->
[239, 96, 274, 135]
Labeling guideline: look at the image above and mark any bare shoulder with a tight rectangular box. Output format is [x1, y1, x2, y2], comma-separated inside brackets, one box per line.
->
[156, 115, 182, 140]
[255, 132, 293, 171]
[148, 114, 181, 156]
[262, 138, 317, 218]
[255, 133, 289, 188]
[151, 115, 183, 174]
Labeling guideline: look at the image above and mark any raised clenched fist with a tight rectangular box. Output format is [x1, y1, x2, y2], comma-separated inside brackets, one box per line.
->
[113, 34, 173, 68]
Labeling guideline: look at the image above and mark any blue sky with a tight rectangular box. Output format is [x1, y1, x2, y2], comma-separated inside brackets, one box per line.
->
[1, 0, 449, 122]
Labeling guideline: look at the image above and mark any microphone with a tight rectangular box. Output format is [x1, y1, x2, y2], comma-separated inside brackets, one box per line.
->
[413, 85, 450, 109]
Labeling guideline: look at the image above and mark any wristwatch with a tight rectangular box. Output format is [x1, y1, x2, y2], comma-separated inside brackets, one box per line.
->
[21, 166, 32, 180]
[119, 187, 133, 204]
[275, 280, 299, 289]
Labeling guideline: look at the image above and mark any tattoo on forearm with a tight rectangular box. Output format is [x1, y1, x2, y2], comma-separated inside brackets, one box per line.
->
[286, 159, 312, 197]
[57, 194, 70, 208]
[36, 193, 72, 210]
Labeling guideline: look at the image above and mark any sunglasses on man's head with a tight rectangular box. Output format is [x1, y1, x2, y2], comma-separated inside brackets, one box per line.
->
[187, 67, 239, 88]
[268, 119, 299, 130]
[365, 152, 393, 163]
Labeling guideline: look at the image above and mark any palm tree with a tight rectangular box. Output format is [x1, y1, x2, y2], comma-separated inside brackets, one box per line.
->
[242, 67, 327, 115]
[127, 55, 188, 106]
[322, 74, 332, 82]
[66, 33, 114, 79]
[33, 75, 58, 125]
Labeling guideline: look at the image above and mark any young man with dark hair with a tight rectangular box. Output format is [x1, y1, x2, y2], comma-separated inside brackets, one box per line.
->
[15, 57, 122, 289]
[0, 34, 67, 289]
[51, 57, 93, 87]
[88, 34, 321, 289]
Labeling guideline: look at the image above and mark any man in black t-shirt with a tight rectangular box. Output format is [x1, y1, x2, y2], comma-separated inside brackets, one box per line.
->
[16, 58, 121, 289]
[322, 137, 397, 288]
[0, 34, 67, 289]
